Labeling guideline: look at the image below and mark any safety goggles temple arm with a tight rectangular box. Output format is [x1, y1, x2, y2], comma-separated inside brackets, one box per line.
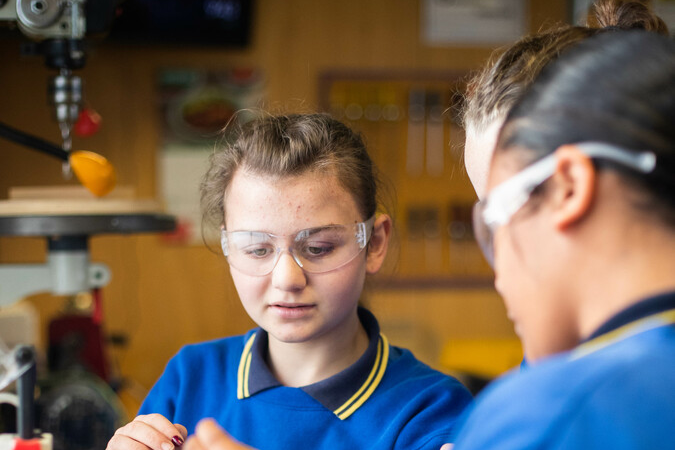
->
[482, 143, 657, 228]
[575, 142, 656, 173]
[357, 215, 377, 249]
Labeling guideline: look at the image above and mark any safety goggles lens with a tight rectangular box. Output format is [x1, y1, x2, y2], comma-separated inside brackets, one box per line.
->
[221, 216, 375, 276]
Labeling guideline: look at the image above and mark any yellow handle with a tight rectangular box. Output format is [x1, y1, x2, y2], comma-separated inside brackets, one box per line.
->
[69, 150, 117, 197]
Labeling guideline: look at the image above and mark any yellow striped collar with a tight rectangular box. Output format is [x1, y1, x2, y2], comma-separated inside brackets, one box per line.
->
[573, 307, 675, 360]
[236, 308, 390, 420]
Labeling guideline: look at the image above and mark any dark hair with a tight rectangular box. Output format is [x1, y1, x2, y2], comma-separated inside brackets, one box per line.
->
[497, 31, 675, 225]
[200, 113, 381, 231]
[462, 0, 668, 135]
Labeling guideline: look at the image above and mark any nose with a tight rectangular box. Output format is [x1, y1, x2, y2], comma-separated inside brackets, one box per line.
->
[271, 250, 307, 291]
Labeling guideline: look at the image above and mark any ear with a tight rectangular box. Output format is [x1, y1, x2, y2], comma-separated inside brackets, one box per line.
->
[550, 145, 596, 230]
[366, 214, 392, 275]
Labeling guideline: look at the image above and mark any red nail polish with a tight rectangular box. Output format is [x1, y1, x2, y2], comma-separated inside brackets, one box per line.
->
[172, 436, 184, 446]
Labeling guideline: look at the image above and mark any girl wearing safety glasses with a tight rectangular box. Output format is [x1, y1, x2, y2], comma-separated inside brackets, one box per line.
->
[107, 113, 472, 450]
[462, 0, 668, 202]
[461, 0, 667, 371]
[452, 31, 675, 449]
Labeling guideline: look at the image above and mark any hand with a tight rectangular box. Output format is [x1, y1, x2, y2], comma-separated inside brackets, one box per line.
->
[184, 419, 253, 450]
[107, 414, 188, 450]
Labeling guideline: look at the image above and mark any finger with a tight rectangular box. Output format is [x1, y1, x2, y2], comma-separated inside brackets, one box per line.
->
[114, 416, 179, 450]
[136, 414, 186, 444]
[183, 436, 204, 450]
[440, 444, 454, 450]
[107, 433, 153, 450]
[174, 423, 188, 441]
[194, 419, 252, 450]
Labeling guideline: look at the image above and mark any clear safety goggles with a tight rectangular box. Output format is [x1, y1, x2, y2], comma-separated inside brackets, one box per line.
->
[221, 216, 376, 276]
[473, 142, 657, 267]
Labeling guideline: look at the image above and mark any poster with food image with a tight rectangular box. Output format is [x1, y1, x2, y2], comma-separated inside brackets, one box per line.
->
[158, 68, 264, 245]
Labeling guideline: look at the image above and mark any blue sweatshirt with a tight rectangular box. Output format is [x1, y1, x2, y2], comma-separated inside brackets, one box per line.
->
[454, 292, 675, 450]
[140, 308, 472, 449]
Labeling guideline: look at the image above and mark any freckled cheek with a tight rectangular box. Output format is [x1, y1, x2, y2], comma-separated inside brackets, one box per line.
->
[322, 263, 367, 305]
[230, 272, 269, 309]
[323, 278, 360, 303]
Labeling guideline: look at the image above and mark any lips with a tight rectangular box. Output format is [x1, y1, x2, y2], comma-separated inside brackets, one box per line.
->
[268, 303, 316, 318]
[270, 302, 314, 308]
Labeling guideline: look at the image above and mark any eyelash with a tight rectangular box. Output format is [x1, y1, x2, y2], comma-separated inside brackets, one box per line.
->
[302, 243, 335, 257]
[244, 246, 275, 258]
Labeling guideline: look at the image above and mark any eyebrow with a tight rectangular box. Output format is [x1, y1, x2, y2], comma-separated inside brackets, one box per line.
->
[230, 224, 344, 237]
[295, 225, 344, 240]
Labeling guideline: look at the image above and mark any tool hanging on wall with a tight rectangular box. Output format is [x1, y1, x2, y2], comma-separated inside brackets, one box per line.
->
[425, 90, 445, 177]
[406, 88, 426, 177]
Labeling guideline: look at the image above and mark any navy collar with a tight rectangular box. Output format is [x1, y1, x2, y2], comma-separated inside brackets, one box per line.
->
[582, 290, 675, 343]
[236, 307, 389, 420]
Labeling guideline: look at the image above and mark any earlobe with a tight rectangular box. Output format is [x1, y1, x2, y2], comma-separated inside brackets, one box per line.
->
[551, 145, 596, 230]
[366, 214, 392, 274]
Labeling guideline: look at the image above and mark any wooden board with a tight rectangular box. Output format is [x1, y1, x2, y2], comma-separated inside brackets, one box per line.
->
[0, 185, 165, 216]
[9, 185, 136, 200]
[0, 199, 165, 216]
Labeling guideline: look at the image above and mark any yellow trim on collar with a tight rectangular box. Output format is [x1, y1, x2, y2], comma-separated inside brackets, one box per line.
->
[572, 308, 675, 360]
[237, 333, 257, 399]
[334, 333, 390, 420]
[236, 331, 391, 419]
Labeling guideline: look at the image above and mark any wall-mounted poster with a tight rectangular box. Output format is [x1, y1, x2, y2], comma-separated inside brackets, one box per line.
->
[157, 68, 264, 245]
[421, 0, 528, 46]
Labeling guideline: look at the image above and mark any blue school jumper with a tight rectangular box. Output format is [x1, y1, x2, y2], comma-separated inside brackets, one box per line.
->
[139, 308, 472, 449]
[453, 291, 675, 450]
